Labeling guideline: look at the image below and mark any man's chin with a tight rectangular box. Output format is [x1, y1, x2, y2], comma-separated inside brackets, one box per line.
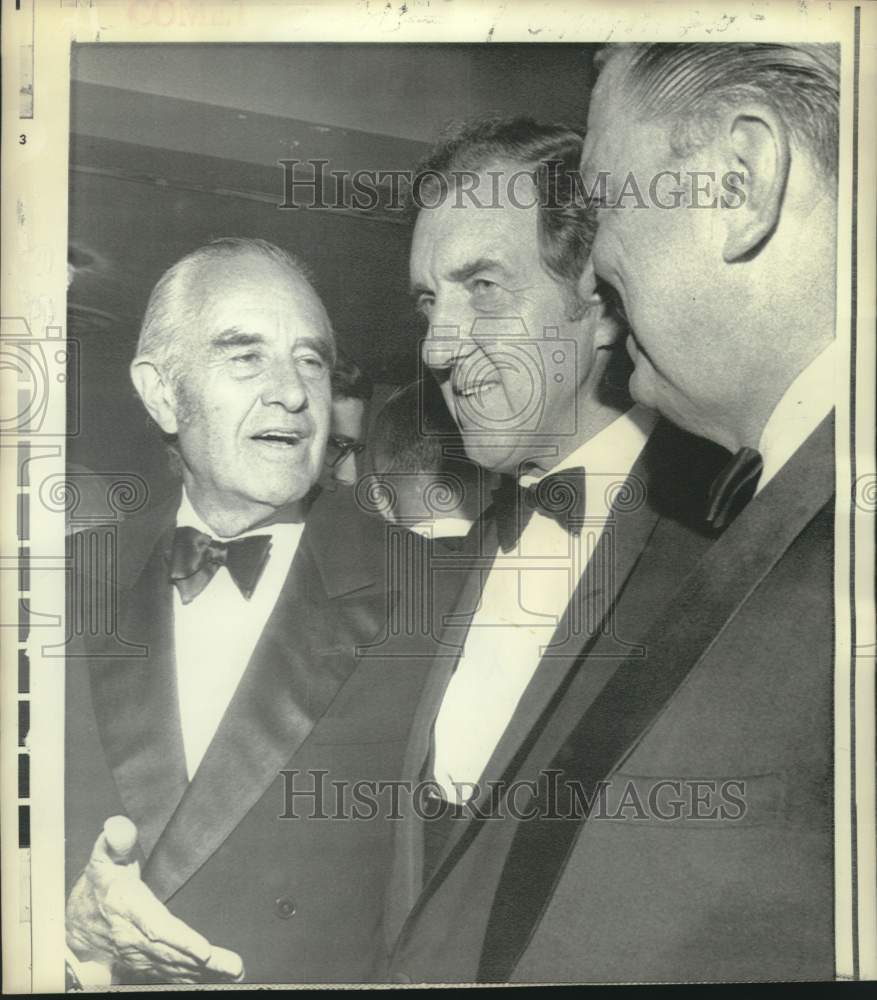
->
[462, 437, 524, 476]
[247, 473, 320, 511]
[629, 367, 700, 440]
[628, 361, 657, 409]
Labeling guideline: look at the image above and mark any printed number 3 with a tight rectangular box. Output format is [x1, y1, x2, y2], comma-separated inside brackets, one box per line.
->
[19, 134, 26, 145]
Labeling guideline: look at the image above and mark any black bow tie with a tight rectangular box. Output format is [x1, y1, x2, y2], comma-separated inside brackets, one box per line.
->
[168, 527, 273, 604]
[706, 447, 764, 531]
[493, 467, 587, 553]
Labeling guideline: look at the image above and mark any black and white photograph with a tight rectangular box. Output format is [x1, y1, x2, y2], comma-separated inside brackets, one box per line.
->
[1, 0, 875, 991]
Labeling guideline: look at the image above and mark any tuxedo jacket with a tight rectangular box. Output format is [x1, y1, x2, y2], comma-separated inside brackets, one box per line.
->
[65, 485, 448, 984]
[383, 416, 836, 984]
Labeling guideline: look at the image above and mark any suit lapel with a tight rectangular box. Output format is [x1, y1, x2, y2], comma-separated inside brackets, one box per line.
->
[424, 489, 663, 879]
[389, 421, 730, 943]
[475, 483, 662, 792]
[141, 488, 387, 902]
[479, 416, 835, 980]
[511, 415, 833, 792]
[387, 424, 688, 938]
[384, 519, 490, 947]
[88, 509, 189, 861]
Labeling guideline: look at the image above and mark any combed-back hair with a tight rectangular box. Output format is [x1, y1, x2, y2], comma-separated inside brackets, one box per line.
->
[409, 115, 595, 300]
[372, 378, 474, 477]
[135, 237, 326, 379]
[597, 43, 839, 180]
[331, 351, 374, 402]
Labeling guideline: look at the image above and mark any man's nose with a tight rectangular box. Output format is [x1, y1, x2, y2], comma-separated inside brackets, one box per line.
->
[421, 306, 475, 372]
[261, 361, 308, 411]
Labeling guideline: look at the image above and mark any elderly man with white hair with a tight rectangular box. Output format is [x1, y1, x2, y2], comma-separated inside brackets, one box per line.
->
[65, 238, 441, 985]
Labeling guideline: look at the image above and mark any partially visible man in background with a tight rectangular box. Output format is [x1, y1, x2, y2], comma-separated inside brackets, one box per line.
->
[65, 238, 437, 985]
[369, 377, 485, 542]
[471, 43, 839, 983]
[323, 351, 373, 488]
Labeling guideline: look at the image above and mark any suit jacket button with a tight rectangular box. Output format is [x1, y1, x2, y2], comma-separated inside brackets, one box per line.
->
[274, 896, 296, 919]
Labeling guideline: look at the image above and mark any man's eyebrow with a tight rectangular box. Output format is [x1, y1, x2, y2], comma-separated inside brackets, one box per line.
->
[210, 328, 265, 349]
[294, 335, 334, 362]
[409, 258, 512, 299]
[448, 257, 510, 284]
[209, 329, 333, 362]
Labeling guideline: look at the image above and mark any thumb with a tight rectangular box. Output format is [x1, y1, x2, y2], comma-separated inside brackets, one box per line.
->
[91, 816, 139, 865]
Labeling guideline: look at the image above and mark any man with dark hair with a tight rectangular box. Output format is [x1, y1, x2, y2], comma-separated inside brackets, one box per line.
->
[446, 44, 838, 984]
[408, 115, 596, 298]
[381, 116, 727, 982]
[64, 238, 440, 985]
[323, 351, 373, 487]
[369, 378, 484, 539]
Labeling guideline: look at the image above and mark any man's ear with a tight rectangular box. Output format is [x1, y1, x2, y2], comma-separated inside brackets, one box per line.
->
[721, 105, 791, 262]
[130, 358, 179, 435]
[575, 258, 621, 351]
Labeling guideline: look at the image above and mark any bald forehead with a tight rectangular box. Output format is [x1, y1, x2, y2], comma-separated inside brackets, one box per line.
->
[582, 51, 640, 175]
[595, 45, 635, 79]
[192, 251, 314, 304]
[171, 251, 334, 371]
[590, 49, 636, 125]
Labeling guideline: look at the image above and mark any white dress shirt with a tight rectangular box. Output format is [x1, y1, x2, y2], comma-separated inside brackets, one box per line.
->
[756, 340, 837, 493]
[173, 492, 304, 780]
[432, 405, 657, 802]
[408, 517, 475, 539]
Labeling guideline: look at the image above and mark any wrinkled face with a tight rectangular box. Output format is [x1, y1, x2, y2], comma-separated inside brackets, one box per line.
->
[170, 255, 333, 522]
[410, 165, 602, 475]
[323, 396, 367, 486]
[582, 53, 728, 433]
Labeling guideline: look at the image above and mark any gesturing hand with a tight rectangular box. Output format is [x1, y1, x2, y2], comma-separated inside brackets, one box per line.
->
[66, 816, 244, 984]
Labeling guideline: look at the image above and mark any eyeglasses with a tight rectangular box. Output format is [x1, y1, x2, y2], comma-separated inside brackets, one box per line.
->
[325, 435, 366, 468]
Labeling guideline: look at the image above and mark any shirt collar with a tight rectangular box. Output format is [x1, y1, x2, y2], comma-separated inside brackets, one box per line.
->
[519, 404, 658, 487]
[409, 517, 475, 539]
[757, 340, 837, 493]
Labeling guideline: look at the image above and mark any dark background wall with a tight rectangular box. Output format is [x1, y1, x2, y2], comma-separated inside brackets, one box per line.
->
[67, 43, 596, 501]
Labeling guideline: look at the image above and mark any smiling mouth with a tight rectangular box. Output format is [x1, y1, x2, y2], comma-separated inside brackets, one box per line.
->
[251, 430, 308, 447]
[453, 379, 500, 400]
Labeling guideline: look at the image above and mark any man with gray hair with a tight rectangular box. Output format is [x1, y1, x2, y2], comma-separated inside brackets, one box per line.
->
[64, 238, 439, 984]
[463, 43, 839, 982]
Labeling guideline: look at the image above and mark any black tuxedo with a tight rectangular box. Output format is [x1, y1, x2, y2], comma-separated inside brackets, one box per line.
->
[65, 486, 448, 983]
[383, 418, 835, 983]
[380, 419, 731, 980]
